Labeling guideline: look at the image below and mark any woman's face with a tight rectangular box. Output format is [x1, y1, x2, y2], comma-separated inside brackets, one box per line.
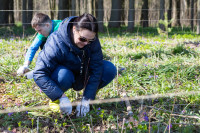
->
[73, 27, 96, 48]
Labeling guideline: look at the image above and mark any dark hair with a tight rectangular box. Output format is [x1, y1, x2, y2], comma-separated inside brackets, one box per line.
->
[73, 13, 98, 33]
[31, 13, 52, 28]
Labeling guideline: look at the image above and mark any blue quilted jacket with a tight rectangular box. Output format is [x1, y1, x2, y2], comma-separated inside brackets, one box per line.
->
[33, 16, 103, 101]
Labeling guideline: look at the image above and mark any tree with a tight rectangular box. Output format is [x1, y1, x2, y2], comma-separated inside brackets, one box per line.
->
[128, 0, 135, 32]
[141, 0, 149, 27]
[22, 0, 32, 29]
[121, 0, 125, 26]
[197, 0, 200, 34]
[92, 0, 96, 16]
[159, 0, 165, 30]
[58, 0, 70, 19]
[87, 0, 92, 14]
[168, 0, 172, 27]
[173, 0, 181, 26]
[97, 0, 104, 32]
[80, 0, 87, 15]
[191, 0, 194, 31]
[0, 1, 12, 26]
[71, 0, 76, 16]
[108, 0, 122, 28]
[14, 0, 22, 22]
[9, 0, 15, 25]
[22, 0, 27, 29]
[48, 0, 56, 19]
[76, 0, 80, 16]
[27, 0, 33, 26]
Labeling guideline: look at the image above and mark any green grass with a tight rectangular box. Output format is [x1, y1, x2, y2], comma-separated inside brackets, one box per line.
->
[0, 26, 200, 132]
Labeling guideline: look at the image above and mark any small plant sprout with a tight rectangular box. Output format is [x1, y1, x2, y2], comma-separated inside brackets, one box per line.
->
[157, 13, 173, 38]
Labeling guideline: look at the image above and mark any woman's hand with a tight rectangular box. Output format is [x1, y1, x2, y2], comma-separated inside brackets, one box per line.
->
[76, 97, 90, 117]
[59, 97, 72, 115]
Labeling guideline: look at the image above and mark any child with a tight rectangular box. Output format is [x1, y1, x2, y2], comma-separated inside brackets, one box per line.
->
[17, 13, 62, 78]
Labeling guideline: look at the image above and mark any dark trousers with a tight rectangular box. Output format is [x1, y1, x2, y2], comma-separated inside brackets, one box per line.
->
[50, 60, 117, 99]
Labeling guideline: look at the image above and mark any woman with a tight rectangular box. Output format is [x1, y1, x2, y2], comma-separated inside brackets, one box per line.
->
[33, 13, 116, 117]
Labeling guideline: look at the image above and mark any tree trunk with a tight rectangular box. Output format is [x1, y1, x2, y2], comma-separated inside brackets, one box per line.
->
[9, 0, 14, 25]
[80, 0, 87, 15]
[71, 0, 76, 16]
[0, 1, 9, 25]
[159, 0, 165, 30]
[175, 0, 181, 26]
[197, 0, 200, 34]
[87, 0, 92, 14]
[168, 0, 172, 27]
[76, 0, 80, 15]
[191, 0, 194, 31]
[14, 0, 22, 22]
[58, 0, 69, 19]
[49, 0, 56, 19]
[121, 0, 125, 25]
[97, 0, 104, 32]
[93, 0, 97, 16]
[141, 0, 149, 27]
[108, 0, 122, 28]
[128, 0, 135, 32]
[27, 0, 33, 27]
[22, 0, 27, 29]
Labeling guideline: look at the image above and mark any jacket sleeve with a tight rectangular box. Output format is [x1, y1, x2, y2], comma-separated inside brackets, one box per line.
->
[33, 37, 64, 101]
[25, 37, 43, 62]
[83, 39, 103, 100]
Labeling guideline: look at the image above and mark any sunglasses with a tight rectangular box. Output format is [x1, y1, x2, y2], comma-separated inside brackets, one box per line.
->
[79, 36, 96, 44]
[76, 31, 96, 44]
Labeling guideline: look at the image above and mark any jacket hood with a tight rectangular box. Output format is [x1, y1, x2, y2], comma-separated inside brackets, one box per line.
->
[57, 16, 82, 54]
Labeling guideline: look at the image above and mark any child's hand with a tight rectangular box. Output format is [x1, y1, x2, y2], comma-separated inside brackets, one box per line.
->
[17, 65, 29, 76]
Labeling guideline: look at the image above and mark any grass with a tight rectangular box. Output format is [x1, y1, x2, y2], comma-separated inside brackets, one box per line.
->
[0, 25, 200, 132]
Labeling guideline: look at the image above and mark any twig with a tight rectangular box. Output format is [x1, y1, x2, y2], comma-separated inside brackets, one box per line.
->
[148, 104, 198, 107]
[156, 118, 161, 133]
[122, 92, 133, 116]
[147, 106, 180, 114]
[67, 115, 78, 133]
[87, 124, 93, 133]
[90, 115, 94, 133]
[117, 115, 120, 133]
[180, 102, 192, 115]
[121, 118, 125, 133]
[116, 58, 119, 96]
[139, 121, 200, 126]
[114, 57, 116, 95]
[37, 117, 39, 133]
[121, 91, 137, 127]
[170, 114, 200, 120]
[1, 90, 200, 114]
[164, 98, 176, 133]
[148, 109, 153, 133]
[147, 105, 200, 120]
[169, 98, 176, 133]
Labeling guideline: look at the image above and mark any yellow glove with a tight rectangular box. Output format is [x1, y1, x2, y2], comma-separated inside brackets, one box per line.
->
[49, 99, 60, 113]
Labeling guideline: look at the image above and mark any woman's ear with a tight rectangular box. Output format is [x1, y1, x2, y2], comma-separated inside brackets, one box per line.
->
[73, 26, 76, 33]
